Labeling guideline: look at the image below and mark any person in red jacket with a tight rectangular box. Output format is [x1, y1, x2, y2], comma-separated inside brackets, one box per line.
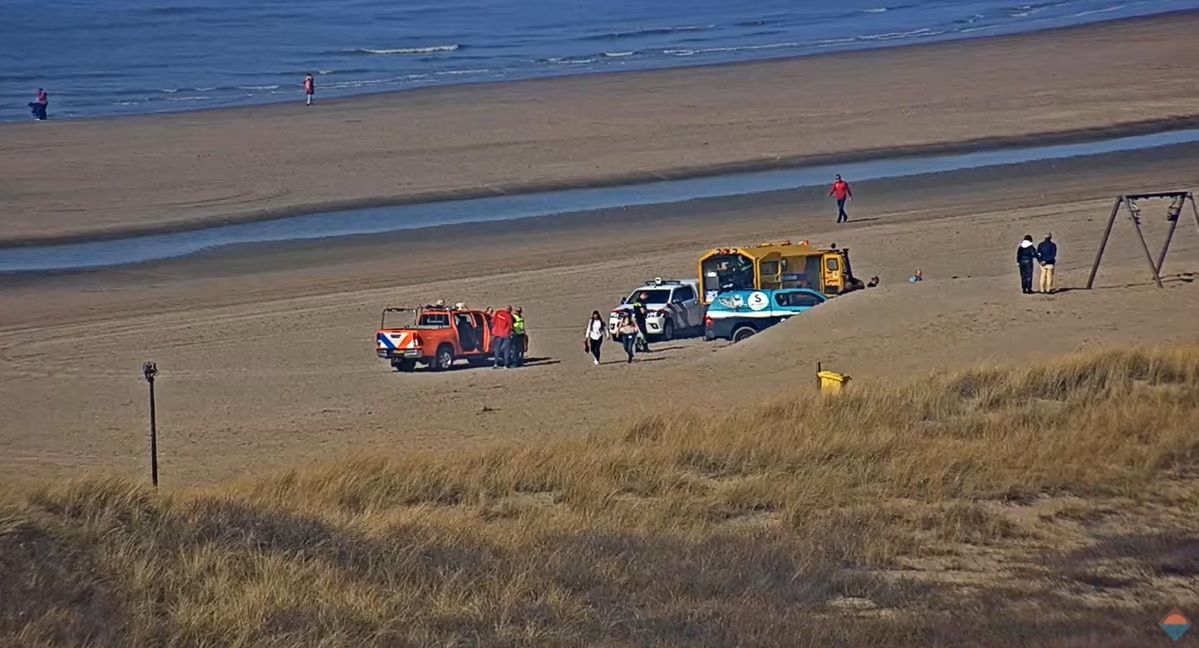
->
[303, 74, 315, 106]
[490, 305, 514, 368]
[828, 174, 853, 223]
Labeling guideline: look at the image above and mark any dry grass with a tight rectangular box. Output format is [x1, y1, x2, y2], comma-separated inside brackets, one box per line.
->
[3, 345, 1199, 647]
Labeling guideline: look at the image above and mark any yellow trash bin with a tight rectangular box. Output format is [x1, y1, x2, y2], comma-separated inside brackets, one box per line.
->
[817, 370, 850, 394]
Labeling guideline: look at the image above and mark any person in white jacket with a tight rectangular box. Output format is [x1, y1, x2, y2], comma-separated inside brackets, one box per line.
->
[584, 311, 606, 365]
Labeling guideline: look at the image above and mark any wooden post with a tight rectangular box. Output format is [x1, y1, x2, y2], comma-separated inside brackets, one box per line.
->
[143, 362, 159, 488]
[1086, 197, 1123, 289]
[1155, 195, 1185, 274]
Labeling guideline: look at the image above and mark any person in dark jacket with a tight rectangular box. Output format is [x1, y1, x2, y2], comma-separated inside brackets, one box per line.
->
[1016, 234, 1038, 294]
[1036, 233, 1057, 294]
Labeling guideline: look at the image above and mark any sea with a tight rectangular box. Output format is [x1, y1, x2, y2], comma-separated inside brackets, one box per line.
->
[2, 0, 1198, 122]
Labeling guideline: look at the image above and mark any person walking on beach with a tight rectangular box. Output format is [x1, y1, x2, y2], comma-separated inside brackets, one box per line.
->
[1036, 233, 1057, 294]
[491, 305, 514, 368]
[303, 74, 315, 106]
[631, 293, 651, 353]
[616, 313, 640, 364]
[1016, 234, 1038, 294]
[584, 311, 605, 365]
[28, 88, 48, 120]
[829, 174, 852, 223]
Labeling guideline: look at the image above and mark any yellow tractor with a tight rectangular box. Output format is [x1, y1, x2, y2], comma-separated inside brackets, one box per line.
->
[697, 240, 865, 304]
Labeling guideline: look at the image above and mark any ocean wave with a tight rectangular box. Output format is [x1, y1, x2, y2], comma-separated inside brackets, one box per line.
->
[544, 57, 598, 65]
[666, 41, 800, 56]
[583, 24, 717, 41]
[862, 7, 889, 12]
[349, 44, 461, 55]
[603, 51, 636, 58]
[238, 85, 280, 91]
[437, 68, 491, 75]
[1072, 3, 1128, 17]
[856, 27, 941, 41]
[165, 96, 211, 102]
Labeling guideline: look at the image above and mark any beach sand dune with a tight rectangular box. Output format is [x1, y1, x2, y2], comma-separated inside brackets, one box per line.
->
[2, 12, 1199, 245]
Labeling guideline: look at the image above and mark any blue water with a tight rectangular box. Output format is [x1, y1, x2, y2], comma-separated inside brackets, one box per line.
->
[3, 127, 1197, 273]
[2, 0, 1198, 121]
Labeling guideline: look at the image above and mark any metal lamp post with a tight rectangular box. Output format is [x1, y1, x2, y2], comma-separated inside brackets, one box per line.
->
[142, 361, 159, 487]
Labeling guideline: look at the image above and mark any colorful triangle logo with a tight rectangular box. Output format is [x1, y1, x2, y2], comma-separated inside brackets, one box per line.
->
[1160, 609, 1191, 641]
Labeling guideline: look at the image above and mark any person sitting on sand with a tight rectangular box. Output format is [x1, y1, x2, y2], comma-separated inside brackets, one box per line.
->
[909, 269, 923, 282]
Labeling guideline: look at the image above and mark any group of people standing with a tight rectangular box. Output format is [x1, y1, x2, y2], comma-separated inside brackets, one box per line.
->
[485, 305, 527, 368]
[584, 294, 652, 365]
[1016, 233, 1058, 294]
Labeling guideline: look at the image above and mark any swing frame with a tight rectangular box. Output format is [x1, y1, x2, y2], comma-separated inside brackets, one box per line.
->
[1085, 191, 1199, 289]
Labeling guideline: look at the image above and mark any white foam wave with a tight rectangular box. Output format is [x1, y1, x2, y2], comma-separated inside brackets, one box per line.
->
[862, 7, 889, 12]
[856, 27, 938, 41]
[437, 68, 490, 75]
[238, 84, 280, 90]
[165, 96, 211, 101]
[353, 44, 460, 55]
[1072, 3, 1127, 17]
[603, 51, 635, 57]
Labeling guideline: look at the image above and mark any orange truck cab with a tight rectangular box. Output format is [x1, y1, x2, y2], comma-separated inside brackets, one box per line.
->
[376, 305, 496, 372]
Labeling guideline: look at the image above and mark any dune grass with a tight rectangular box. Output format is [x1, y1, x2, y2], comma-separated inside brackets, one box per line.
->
[3, 345, 1199, 647]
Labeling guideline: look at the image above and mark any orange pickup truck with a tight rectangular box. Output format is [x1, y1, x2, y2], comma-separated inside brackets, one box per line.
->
[376, 305, 496, 371]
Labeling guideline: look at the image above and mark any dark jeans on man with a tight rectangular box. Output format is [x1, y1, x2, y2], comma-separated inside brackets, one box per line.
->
[622, 334, 637, 363]
[510, 334, 526, 366]
[634, 320, 650, 351]
[1018, 260, 1035, 294]
[836, 198, 849, 223]
[493, 336, 511, 367]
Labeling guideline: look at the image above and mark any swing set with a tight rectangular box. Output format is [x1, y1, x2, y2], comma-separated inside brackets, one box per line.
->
[1086, 191, 1199, 289]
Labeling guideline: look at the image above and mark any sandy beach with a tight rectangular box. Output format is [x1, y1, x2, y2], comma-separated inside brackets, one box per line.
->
[2, 12, 1199, 488]
[2, 140, 1198, 486]
[2, 11, 1199, 245]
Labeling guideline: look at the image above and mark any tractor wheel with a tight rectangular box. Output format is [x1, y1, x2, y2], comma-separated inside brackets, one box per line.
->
[392, 359, 416, 373]
[432, 345, 455, 371]
[661, 319, 675, 341]
[732, 326, 757, 343]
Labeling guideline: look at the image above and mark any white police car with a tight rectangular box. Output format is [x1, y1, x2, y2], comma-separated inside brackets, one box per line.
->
[609, 278, 704, 341]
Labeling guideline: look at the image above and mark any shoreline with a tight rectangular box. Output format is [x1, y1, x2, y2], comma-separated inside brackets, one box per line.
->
[5, 115, 1199, 250]
[4, 10, 1199, 246]
[7, 8, 1198, 128]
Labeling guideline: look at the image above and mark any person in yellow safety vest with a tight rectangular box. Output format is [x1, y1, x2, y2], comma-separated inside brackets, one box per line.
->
[511, 307, 527, 367]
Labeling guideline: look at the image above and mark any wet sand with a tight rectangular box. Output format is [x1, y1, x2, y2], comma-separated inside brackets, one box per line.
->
[2, 11, 1199, 245]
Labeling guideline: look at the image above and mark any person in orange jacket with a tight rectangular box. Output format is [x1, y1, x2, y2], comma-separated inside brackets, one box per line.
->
[828, 174, 853, 223]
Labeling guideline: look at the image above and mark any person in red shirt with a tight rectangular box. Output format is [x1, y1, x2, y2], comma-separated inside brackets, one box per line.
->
[303, 74, 315, 106]
[490, 305, 514, 368]
[828, 174, 853, 223]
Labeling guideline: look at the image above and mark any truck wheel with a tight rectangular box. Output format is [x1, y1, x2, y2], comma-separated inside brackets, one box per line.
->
[661, 319, 675, 341]
[392, 359, 416, 372]
[732, 326, 757, 343]
[433, 345, 455, 371]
